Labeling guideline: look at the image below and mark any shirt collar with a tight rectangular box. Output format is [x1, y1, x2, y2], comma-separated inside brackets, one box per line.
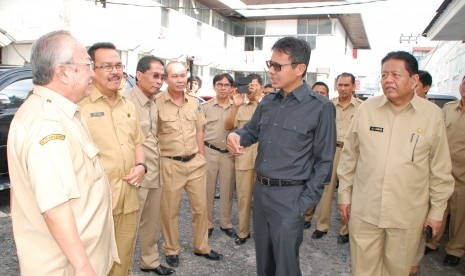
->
[133, 85, 151, 106]
[213, 96, 233, 107]
[273, 82, 307, 102]
[378, 92, 421, 111]
[89, 85, 122, 103]
[33, 85, 78, 119]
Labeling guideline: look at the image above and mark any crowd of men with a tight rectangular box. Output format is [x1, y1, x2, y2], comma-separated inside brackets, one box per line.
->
[6, 30, 464, 276]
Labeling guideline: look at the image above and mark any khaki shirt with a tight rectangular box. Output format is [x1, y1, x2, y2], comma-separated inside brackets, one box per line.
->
[443, 100, 465, 186]
[156, 91, 205, 156]
[331, 96, 362, 142]
[201, 97, 233, 149]
[79, 86, 144, 215]
[8, 86, 118, 275]
[233, 101, 258, 170]
[338, 94, 454, 228]
[124, 86, 161, 189]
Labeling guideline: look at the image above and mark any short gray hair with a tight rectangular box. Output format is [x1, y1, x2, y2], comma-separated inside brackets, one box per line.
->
[30, 30, 74, 85]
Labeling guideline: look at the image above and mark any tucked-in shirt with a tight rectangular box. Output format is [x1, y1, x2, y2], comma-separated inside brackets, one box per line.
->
[156, 90, 205, 156]
[331, 96, 362, 142]
[233, 101, 259, 170]
[79, 86, 144, 215]
[201, 97, 233, 149]
[443, 99, 465, 187]
[235, 83, 336, 210]
[124, 86, 161, 189]
[8, 86, 118, 275]
[338, 94, 454, 228]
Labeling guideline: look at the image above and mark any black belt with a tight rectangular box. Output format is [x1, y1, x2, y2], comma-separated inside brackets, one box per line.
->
[166, 154, 196, 162]
[336, 141, 344, 148]
[257, 174, 306, 187]
[204, 141, 228, 153]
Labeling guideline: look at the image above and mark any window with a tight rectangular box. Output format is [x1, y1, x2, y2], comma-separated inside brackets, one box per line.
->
[235, 21, 265, 51]
[157, 0, 179, 10]
[197, 22, 202, 39]
[181, 0, 209, 24]
[297, 36, 316, 50]
[297, 18, 333, 50]
[212, 11, 234, 35]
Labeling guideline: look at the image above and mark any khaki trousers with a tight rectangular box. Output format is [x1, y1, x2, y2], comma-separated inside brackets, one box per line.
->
[137, 186, 163, 269]
[205, 147, 235, 229]
[305, 147, 348, 235]
[109, 211, 138, 276]
[236, 169, 256, 239]
[160, 154, 210, 255]
[349, 216, 422, 276]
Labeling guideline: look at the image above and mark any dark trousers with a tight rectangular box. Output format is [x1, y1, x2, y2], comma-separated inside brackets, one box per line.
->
[253, 180, 305, 276]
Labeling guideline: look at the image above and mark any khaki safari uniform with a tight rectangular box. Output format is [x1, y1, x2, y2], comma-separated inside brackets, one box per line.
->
[233, 101, 258, 239]
[79, 86, 144, 276]
[8, 86, 118, 276]
[124, 86, 163, 270]
[201, 97, 235, 230]
[338, 94, 454, 276]
[156, 90, 211, 255]
[426, 100, 465, 258]
[305, 96, 361, 235]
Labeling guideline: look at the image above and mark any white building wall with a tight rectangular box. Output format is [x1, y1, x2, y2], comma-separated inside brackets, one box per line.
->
[419, 41, 465, 98]
[0, 0, 358, 96]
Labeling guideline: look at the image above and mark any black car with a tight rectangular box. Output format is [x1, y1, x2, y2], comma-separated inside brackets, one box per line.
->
[426, 93, 458, 108]
[0, 65, 135, 190]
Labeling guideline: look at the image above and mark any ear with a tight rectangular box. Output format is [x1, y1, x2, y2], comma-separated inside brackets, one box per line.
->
[296, 63, 307, 77]
[55, 65, 70, 84]
[136, 71, 143, 81]
[411, 74, 419, 90]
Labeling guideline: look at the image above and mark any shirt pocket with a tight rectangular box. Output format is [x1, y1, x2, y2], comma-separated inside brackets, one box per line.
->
[184, 111, 198, 132]
[281, 119, 312, 149]
[159, 113, 179, 134]
[410, 134, 433, 163]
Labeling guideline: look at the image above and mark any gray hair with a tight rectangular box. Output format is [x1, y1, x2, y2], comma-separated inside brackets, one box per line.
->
[30, 30, 74, 85]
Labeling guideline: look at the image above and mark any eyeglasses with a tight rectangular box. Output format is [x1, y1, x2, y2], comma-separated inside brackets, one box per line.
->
[94, 63, 125, 72]
[215, 83, 232, 88]
[62, 62, 94, 70]
[266, 60, 299, 72]
[146, 72, 166, 80]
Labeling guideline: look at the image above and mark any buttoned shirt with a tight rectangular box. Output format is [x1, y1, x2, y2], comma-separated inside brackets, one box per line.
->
[124, 86, 161, 189]
[156, 90, 205, 157]
[233, 101, 259, 170]
[79, 86, 144, 215]
[331, 96, 362, 142]
[8, 86, 118, 275]
[338, 94, 454, 228]
[443, 99, 465, 186]
[201, 97, 233, 149]
[235, 83, 336, 210]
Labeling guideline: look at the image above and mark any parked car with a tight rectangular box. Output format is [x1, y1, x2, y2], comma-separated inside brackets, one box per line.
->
[0, 65, 135, 190]
[426, 93, 458, 108]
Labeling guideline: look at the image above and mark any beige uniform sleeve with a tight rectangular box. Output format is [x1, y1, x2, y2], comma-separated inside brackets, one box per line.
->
[195, 101, 206, 129]
[427, 111, 455, 221]
[337, 108, 360, 205]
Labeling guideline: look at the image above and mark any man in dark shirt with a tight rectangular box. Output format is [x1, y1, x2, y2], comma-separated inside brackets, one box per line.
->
[227, 36, 336, 276]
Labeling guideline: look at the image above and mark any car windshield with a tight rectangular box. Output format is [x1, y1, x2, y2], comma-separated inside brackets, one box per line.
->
[0, 79, 33, 110]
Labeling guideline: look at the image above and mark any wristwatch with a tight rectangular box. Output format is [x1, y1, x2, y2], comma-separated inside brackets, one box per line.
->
[136, 162, 147, 174]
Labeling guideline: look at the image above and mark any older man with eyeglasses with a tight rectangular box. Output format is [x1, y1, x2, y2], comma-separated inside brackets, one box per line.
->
[79, 42, 146, 276]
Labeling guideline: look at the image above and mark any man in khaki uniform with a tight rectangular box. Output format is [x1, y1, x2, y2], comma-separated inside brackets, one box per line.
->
[309, 73, 362, 244]
[202, 73, 236, 238]
[337, 51, 454, 275]
[156, 61, 223, 268]
[224, 73, 262, 245]
[426, 75, 465, 267]
[124, 56, 174, 275]
[8, 30, 118, 275]
[79, 42, 146, 276]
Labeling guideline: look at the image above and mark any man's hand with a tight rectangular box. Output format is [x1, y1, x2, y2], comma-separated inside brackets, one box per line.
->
[338, 204, 351, 224]
[424, 217, 442, 238]
[123, 165, 145, 188]
[232, 92, 245, 107]
[227, 133, 244, 156]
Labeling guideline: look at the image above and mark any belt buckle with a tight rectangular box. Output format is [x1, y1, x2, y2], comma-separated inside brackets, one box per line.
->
[261, 176, 271, 186]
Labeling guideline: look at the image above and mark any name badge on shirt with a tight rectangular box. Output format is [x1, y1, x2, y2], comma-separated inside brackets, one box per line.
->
[90, 112, 104, 117]
[370, 126, 384, 132]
